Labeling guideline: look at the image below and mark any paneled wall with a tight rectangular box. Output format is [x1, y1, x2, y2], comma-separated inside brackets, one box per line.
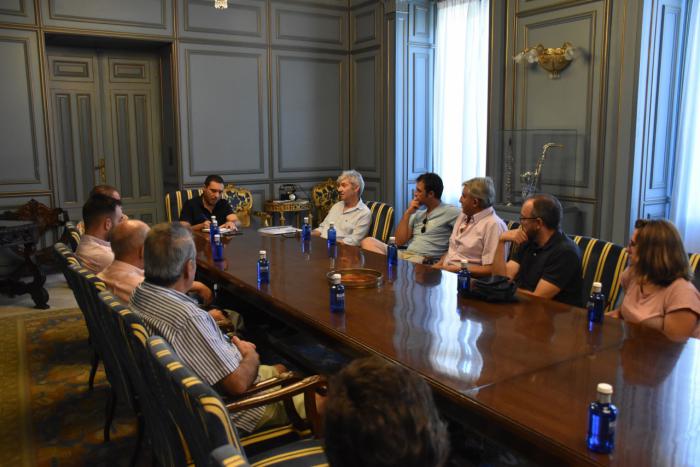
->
[0, 0, 387, 224]
[501, 0, 645, 241]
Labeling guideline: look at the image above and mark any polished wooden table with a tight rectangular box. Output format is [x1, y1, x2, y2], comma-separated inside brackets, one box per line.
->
[194, 230, 700, 466]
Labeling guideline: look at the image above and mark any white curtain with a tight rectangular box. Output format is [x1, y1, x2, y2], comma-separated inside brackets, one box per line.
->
[433, 0, 490, 205]
[671, 2, 700, 253]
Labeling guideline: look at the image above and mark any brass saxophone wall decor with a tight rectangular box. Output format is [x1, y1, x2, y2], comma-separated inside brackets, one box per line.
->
[520, 143, 564, 200]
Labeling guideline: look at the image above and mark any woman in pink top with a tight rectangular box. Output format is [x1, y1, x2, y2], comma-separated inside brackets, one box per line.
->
[613, 219, 700, 339]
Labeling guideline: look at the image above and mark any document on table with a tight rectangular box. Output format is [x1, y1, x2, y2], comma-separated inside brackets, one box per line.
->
[258, 226, 300, 235]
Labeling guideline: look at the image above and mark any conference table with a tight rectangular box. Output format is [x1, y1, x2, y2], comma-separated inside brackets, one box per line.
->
[194, 229, 700, 467]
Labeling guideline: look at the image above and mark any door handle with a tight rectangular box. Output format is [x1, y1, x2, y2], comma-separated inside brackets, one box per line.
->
[94, 158, 106, 184]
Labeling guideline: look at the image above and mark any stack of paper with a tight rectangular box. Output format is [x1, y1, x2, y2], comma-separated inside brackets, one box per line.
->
[258, 226, 301, 235]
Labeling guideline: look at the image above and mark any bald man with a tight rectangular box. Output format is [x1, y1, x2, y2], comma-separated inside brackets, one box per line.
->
[98, 220, 150, 302]
[98, 220, 224, 319]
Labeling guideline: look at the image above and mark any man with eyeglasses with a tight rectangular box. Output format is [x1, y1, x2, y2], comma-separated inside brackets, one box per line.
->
[492, 193, 583, 306]
[179, 175, 239, 232]
[361, 172, 459, 263]
[435, 177, 508, 275]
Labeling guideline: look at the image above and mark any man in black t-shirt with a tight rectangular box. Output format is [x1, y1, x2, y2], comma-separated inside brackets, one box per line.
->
[492, 193, 583, 307]
[179, 175, 239, 232]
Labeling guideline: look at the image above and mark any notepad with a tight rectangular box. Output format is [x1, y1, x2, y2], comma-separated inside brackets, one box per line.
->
[202, 227, 234, 234]
[258, 226, 300, 235]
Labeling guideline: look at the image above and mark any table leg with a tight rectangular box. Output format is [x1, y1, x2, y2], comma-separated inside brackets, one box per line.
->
[279, 212, 286, 226]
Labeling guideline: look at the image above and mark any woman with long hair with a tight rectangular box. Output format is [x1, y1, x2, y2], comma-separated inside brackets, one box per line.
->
[613, 219, 700, 339]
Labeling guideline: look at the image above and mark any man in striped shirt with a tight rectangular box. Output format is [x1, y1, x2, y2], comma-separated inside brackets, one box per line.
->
[129, 222, 303, 433]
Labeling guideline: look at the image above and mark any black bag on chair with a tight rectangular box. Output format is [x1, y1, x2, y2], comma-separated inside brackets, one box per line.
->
[463, 275, 517, 302]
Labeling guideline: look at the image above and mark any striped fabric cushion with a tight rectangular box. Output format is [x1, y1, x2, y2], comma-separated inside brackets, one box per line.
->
[164, 189, 204, 223]
[366, 201, 394, 244]
[210, 444, 250, 467]
[64, 221, 82, 251]
[690, 253, 700, 292]
[570, 235, 628, 312]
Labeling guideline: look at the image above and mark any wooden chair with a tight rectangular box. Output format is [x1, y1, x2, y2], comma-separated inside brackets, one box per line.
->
[366, 201, 395, 243]
[164, 188, 203, 222]
[147, 337, 326, 466]
[311, 178, 339, 226]
[689, 253, 700, 292]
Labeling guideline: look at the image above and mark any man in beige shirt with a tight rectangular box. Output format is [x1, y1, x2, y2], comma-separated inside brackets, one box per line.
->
[75, 194, 123, 273]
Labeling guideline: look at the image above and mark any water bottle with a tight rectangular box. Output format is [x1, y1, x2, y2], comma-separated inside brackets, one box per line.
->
[330, 273, 345, 312]
[257, 250, 269, 284]
[212, 283, 219, 306]
[301, 216, 312, 241]
[587, 282, 605, 324]
[327, 221, 336, 246]
[587, 383, 617, 454]
[457, 260, 471, 293]
[209, 216, 219, 244]
[387, 236, 398, 265]
[212, 234, 224, 261]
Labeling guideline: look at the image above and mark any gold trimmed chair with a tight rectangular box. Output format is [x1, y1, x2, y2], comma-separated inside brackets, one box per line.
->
[311, 178, 339, 226]
[210, 444, 251, 467]
[366, 201, 395, 244]
[570, 235, 629, 312]
[165, 186, 265, 227]
[147, 337, 326, 466]
[689, 253, 700, 292]
[164, 188, 204, 222]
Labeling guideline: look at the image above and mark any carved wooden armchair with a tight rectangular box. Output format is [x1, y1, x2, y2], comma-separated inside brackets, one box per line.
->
[311, 178, 339, 226]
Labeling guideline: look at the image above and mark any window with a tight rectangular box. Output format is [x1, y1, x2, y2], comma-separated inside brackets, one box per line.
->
[433, 0, 489, 205]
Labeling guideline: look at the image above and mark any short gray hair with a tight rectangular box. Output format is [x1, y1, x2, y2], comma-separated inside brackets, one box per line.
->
[462, 177, 495, 208]
[144, 223, 196, 287]
[337, 170, 365, 196]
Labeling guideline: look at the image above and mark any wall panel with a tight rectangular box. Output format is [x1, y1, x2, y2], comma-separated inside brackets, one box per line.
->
[407, 44, 433, 180]
[271, 2, 348, 51]
[179, 43, 269, 184]
[0, 29, 49, 194]
[350, 49, 381, 178]
[40, 0, 173, 36]
[178, 0, 266, 44]
[351, 3, 381, 48]
[271, 50, 348, 179]
[0, 0, 35, 25]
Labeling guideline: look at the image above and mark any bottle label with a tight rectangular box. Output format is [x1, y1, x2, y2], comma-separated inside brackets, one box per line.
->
[336, 293, 344, 301]
[259, 265, 269, 272]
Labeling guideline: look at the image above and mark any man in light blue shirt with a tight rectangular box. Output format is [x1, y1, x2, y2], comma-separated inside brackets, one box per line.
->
[313, 170, 371, 246]
[361, 173, 459, 263]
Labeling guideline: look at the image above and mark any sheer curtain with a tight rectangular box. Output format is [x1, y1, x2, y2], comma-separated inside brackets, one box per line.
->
[671, 2, 700, 252]
[433, 0, 490, 205]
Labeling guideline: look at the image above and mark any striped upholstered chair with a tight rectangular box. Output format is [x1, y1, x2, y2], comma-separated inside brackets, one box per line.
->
[210, 444, 251, 467]
[690, 253, 700, 292]
[366, 201, 394, 244]
[165, 186, 257, 226]
[147, 337, 326, 466]
[164, 188, 203, 222]
[63, 221, 82, 251]
[570, 235, 629, 312]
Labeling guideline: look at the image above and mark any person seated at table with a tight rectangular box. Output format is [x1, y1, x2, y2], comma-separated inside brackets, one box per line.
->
[313, 170, 371, 246]
[433, 177, 507, 276]
[492, 193, 583, 306]
[179, 175, 239, 232]
[75, 194, 124, 273]
[130, 222, 311, 433]
[76, 184, 128, 234]
[99, 219, 227, 321]
[361, 172, 459, 263]
[610, 219, 700, 339]
[323, 356, 449, 467]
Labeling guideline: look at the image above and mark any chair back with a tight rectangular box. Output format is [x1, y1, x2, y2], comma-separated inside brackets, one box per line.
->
[148, 336, 245, 467]
[63, 221, 82, 251]
[366, 201, 394, 243]
[505, 220, 520, 261]
[71, 265, 133, 406]
[98, 292, 189, 466]
[223, 184, 253, 227]
[570, 235, 628, 312]
[164, 188, 204, 222]
[689, 253, 700, 292]
[311, 178, 339, 225]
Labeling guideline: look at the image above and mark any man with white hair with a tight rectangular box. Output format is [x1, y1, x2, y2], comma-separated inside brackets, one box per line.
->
[313, 170, 371, 246]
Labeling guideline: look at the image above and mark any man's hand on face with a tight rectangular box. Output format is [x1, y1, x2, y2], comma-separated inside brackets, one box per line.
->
[406, 198, 421, 215]
[500, 228, 529, 245]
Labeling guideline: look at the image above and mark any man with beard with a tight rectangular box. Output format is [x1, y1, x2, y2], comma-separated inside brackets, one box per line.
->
[492, 193, 583, 306]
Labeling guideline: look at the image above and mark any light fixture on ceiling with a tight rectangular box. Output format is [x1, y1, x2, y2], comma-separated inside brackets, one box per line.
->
[214, 0, 228, 9]
[513, 42, 576, 79]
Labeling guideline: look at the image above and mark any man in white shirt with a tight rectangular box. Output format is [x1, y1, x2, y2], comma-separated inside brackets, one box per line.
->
[313, 170, 371, 246]
[75, 194, 123, 273]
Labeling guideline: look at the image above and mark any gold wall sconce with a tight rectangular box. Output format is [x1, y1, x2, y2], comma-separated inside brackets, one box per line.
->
[513, 42, 576, 79]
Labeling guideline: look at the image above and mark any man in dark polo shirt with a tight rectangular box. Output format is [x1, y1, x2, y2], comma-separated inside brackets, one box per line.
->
[492, 193, 583, 306]
[179, 175, 239, 232]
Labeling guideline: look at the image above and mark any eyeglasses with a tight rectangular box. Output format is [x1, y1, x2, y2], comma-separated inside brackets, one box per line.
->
[421, 217, 429, 234]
